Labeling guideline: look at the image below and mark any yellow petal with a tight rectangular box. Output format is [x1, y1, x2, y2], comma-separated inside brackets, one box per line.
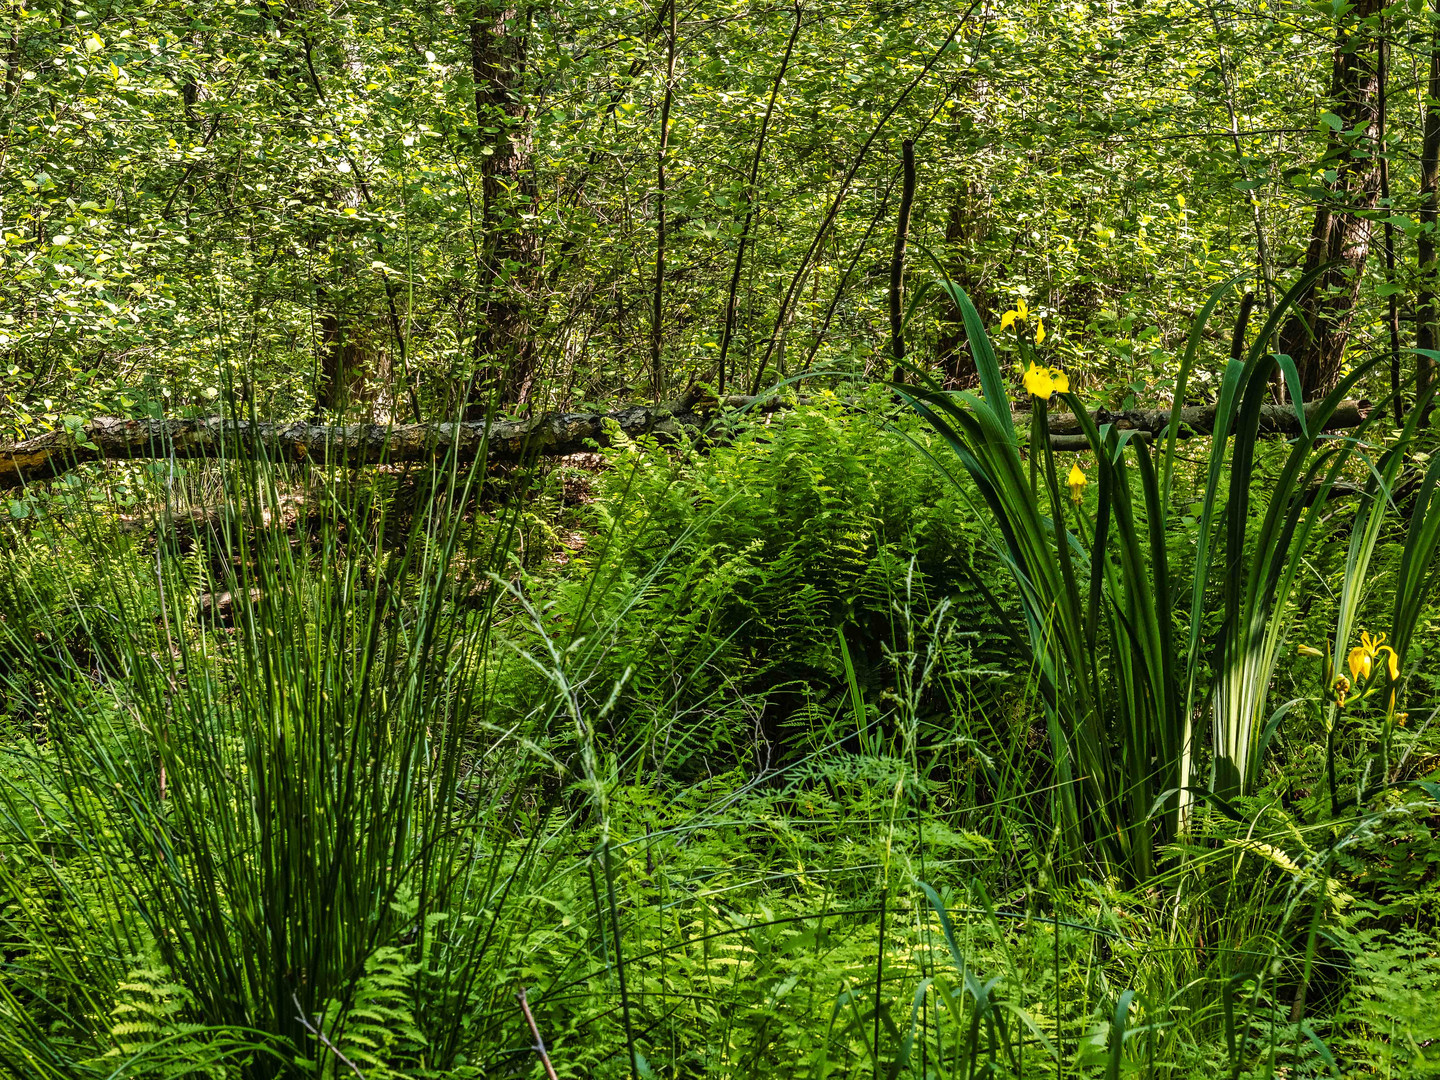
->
[1348, 646, 1371, 683]
[1001, 310, 1019, 331]
[1023, 362, 1053, 399]
[1068, 463, 1087, 492]
[1296, 644, 1323, 658]
[1017, 298, 1028, 318]
[1035, 320, 1047, 345]
[1382, 646, 1399, 682]
[1050, 367, 1068, 393]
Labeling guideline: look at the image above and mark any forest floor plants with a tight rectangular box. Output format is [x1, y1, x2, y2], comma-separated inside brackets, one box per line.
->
[894, 266, 1435, 881]
[0, 394, 1436, 1077]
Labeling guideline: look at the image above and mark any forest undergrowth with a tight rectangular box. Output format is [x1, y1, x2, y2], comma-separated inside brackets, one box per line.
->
[0, 364, 1438, 1079]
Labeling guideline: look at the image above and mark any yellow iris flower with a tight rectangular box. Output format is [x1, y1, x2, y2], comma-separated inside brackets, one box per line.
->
[1023, 362, 1071, 400]
[1000, 298, 1029, 331]
[1023, 362, 1053, 398]
[1068, 463, 1088, 504]
[1346, 630, 1399, 684]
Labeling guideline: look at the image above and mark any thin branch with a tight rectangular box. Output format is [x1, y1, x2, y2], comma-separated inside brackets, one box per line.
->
[749, 3, 981, 394]
[888, 138, 916, 380]
[717, 0, 803, 394]
[518, 987, 561, 1080]
[293, 994, 367, 1080]
[651, 0, 678, 403]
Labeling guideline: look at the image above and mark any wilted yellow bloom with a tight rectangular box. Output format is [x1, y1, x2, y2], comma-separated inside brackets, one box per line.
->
[1296, 643, 1324, 658]
[1068, 463, 1088, 504]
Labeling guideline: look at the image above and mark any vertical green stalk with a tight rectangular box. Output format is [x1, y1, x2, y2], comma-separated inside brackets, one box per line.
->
[604, 839, 640, 1080]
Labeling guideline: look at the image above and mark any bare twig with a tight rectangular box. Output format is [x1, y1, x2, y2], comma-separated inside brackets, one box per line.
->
[293, 993, 367, 1080]
[518, 987, 560, 1080]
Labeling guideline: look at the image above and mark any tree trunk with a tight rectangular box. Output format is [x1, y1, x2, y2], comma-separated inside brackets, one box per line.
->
[468, 4, 540, 413]
[316, 304, 350, 415]
[1417, 3, 1440, 415]
[935, 182, 988, 388]
[888, 139, 916, 382]
[1277, 0, 1383, 400]
[1378, 29, 1402, 423]
[650, 0, 676, 403]
[315, 300, 388, 421]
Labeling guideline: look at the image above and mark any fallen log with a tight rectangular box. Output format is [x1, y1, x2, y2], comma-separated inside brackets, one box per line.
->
[0, 406, 694, 491]
[1035, 398, 1365, 443]
[0, 396, 1369, 492]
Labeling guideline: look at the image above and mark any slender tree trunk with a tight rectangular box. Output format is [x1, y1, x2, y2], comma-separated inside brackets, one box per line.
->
[286, 6, 418, 421]
[315, 289, 386, 419]
[316, 292, 345, 415]
[0, 1, 23, 234]
[802, 176, 897, 369]
[650, 0, 676, 403]
[889, 139, 916, 381]
[2, 5, 17, 101]
[1278, 0, 1383, 400]
[1418, 4, 1440, 414]
[749, 10, 971, 395]
[315, 312, 371, 416]
[469, 3, 540, 412]
[1378, 29, 1403, 423]
[1207, 0, 1277, 314]
[717, 1, 802, 395]
[536, 5, 669, 299]
[934, 63, 992, 389]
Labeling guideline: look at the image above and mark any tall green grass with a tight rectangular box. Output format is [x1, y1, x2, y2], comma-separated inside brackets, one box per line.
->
[0, 443, 563, 1076]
